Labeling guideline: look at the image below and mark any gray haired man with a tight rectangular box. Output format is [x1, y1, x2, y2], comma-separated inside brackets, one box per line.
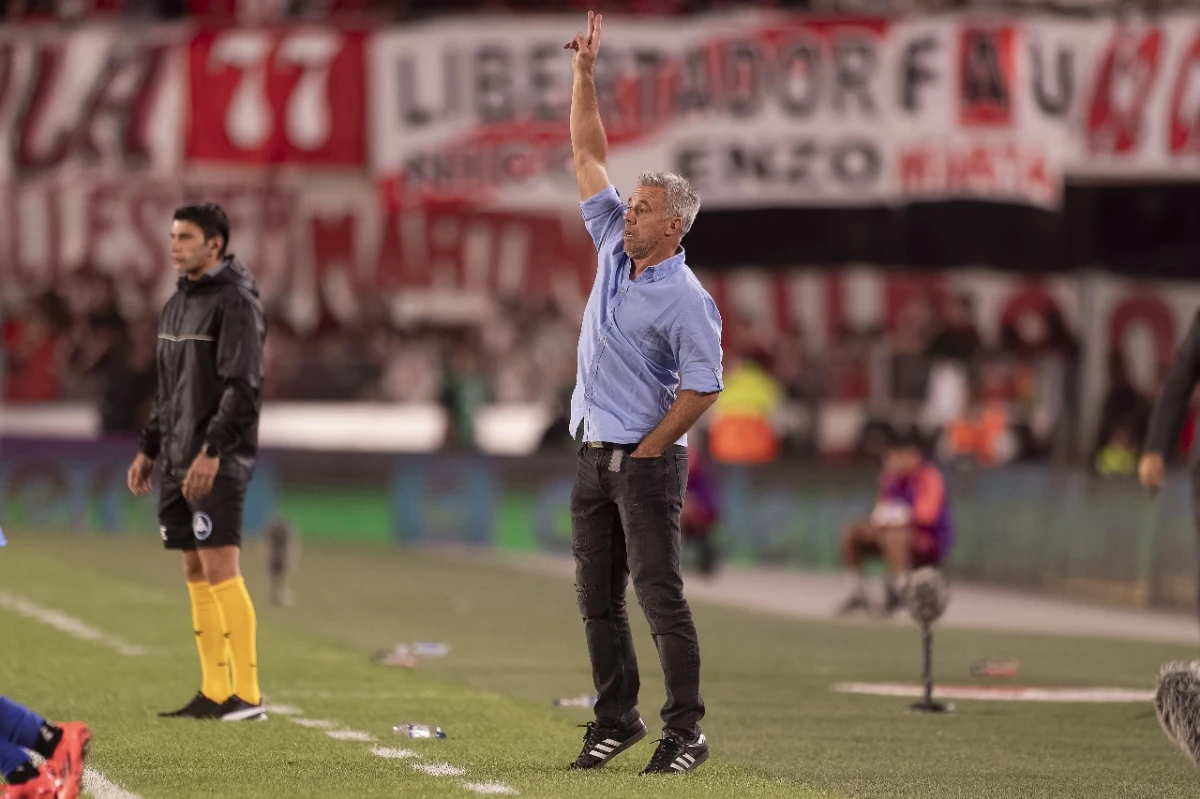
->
[564, 11, 724, 776]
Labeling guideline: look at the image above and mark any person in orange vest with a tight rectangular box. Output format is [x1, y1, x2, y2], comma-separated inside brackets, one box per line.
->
[708, 351, 782, 464]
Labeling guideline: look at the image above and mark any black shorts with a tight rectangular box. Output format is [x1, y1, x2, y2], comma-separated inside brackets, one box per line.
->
[158, 473, 248, 551]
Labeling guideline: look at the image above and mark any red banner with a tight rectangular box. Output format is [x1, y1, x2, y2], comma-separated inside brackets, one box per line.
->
[186, 28, 366, 167]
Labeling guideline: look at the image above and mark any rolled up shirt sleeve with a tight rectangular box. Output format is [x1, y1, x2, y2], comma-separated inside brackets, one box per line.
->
[580, 185, 625, 252]
[673, 295, 724, 394]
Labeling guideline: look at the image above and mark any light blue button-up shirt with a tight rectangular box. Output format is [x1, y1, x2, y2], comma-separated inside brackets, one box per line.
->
[569, 185, 724, 446]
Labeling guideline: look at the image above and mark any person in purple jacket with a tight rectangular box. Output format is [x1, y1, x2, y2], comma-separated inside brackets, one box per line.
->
[681, 448, 720, 577]
[837, 432, 955, 616]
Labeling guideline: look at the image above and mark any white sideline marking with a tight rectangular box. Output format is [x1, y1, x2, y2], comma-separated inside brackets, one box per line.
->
[83, 767, 143, 799]
[412, 762, 468, 777]
[370, 746, 420, 759]
[286, 705, 518, 792]
[326, 729, 376, 742]
[833, 682, 1155, 703]
[289, 718, 338, 729]
[263, 704, 302, 716]
[0, 592, 146, 656]
[462, 782, 519, 795]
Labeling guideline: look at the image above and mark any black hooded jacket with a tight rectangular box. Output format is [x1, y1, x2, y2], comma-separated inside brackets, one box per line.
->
[139, 256, 266, 481]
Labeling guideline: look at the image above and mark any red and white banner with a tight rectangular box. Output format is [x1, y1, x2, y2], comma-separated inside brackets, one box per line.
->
[5, 15, 1200, 203]
[0, 25, 183, 182]
[1079, 17, 1200, 177]
[186, 28, 367, 167]
[368, 14, 1078, 210]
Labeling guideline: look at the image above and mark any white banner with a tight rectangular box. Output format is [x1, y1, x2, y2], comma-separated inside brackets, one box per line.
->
[370, 13, 1077, 211]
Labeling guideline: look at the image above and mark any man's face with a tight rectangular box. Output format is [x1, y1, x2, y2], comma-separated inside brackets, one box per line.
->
[883, 446, 922, 476]
[170, 219, 220, 277]
[623, 185, 677, 261]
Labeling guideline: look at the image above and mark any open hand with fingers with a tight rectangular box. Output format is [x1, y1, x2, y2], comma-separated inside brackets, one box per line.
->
[182, 452, 220, 503]
[564, 10, 603, 71]
[127, 453, 155, 497]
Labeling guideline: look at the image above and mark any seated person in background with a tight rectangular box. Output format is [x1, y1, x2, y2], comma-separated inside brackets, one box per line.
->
[682, 451, 720, 577]
[837, 432, 954, 616]
[1094, 424, 1138, 477]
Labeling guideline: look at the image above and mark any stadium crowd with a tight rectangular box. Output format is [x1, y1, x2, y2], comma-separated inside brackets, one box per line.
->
[1, 273, 1180, 470]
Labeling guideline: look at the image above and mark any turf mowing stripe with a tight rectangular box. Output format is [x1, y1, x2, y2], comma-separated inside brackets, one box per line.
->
[83, 767, 144, 799]
[0, 591, 146, 656]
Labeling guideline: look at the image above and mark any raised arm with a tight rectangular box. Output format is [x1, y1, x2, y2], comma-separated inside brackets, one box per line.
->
[566, 11, 610, 201]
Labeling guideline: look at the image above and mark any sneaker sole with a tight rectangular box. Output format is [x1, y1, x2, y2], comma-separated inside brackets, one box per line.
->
[59, 733, 90, 799]
[571, 721, 648, 769]
[221, 707, 268, 722]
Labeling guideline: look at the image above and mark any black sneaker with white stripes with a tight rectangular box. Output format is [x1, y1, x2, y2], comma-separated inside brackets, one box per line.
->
[641, 730, 710, 775]
[219, 696, 267, 722]
[569, 718, 648, 770]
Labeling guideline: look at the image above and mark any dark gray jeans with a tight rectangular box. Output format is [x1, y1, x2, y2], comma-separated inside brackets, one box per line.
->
[569, 443, 704, 737]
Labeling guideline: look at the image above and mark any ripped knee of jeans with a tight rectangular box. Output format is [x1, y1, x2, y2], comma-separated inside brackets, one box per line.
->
[634, 585, 689, 633]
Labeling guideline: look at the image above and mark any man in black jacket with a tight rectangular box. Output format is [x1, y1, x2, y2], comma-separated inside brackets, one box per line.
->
[1140, 316, 1200, 628]
[1140, 318, 1200, 492]
[126, 204, 267, 722]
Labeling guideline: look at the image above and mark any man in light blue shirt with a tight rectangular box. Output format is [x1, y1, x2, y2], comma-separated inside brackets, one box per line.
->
[563, 11, 723, 777]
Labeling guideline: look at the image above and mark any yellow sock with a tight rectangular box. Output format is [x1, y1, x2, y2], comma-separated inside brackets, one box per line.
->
[210, 576, 261, 705]
[187, 581, 232, 703]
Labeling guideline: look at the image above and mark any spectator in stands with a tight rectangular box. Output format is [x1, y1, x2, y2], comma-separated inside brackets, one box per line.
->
[1094, 423, 1138, 477]
[62, 272, 129, 401]
[837, 430, 954, 616]
[708, 348, 782, 463]
[442, 343, 487, 450]
[921, 294, 980, 438]
[1095, 349, 1150, 464]
[99, 314, 157, 435]
[681, 437, 720, 577]
[939, 376, 1015, 468]
[1004, 306, 1080, 459]
[890, 298, 935, 407]
[2, 292, 68, 403]
[927, 293, 981, 364]
[774, 326, 824, 455]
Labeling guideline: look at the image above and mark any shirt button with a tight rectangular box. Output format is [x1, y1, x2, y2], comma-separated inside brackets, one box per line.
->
[599, 336, 606, 344]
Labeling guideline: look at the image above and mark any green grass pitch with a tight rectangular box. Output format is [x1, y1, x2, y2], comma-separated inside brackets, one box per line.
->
[1, 532, 1197, 798]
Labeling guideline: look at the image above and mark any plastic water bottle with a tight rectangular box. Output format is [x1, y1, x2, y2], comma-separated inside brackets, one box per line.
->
[412, 642, 450, 657]
[394, 723, 447, 739]
[552, 695, 598, 708]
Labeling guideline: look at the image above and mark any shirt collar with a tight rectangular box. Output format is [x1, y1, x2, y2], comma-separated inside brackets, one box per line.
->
[633, 246, 686, 283]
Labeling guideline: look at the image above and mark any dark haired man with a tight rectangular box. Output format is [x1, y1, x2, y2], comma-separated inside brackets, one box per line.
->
[837, 433, 955, 616]
[127, 203, 267, 721]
